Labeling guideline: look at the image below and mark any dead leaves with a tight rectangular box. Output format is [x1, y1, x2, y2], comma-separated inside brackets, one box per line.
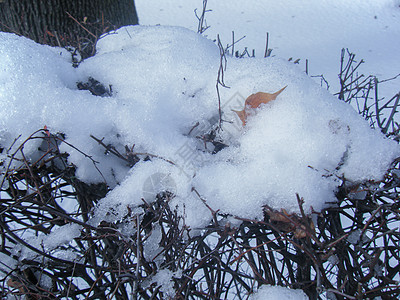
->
[233, 86, 287, 126]
[265, 207, 315, 239]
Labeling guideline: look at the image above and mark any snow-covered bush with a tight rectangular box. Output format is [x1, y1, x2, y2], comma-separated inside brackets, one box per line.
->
[0, 25, 399, 299]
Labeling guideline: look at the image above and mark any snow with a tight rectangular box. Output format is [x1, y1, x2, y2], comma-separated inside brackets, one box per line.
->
[192, 57, 399, 217]
[136, 0, 400, 96]
[143, 224, 163, 262]
[0, 252, 17, 276]
[78, 25, 219, 161]
[12, 223, 82, 262]
[249, 284, 308, 300]
[1, 25, 399, 230]
[146, 268, 182, 297]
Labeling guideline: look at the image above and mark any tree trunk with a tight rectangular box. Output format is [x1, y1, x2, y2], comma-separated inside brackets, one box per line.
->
[0, 0, 139, 58]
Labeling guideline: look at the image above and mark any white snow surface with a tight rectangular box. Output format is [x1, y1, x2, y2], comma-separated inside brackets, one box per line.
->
[0, 25, 399, 229]
[249, 285, 308, 300]
[136, 0, 400, 96]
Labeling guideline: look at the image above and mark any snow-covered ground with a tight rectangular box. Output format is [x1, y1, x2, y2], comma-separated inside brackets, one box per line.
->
[136, 0, 400, 96]
[1, 1, 400, 299]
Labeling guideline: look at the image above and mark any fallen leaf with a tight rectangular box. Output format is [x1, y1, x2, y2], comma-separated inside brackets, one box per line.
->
[265, 206, 315, 239]
[7, 279, 27, 295]
[233, 86, 287, 126]
[245, 86, 287, 108]
[231, 109, 247, 126]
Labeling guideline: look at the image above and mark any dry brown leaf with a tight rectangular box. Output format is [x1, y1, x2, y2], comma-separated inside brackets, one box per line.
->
[231, 109, 247, 126]
[245, 86, 287, 108]
[294, 225, 308, 239]
[7, 279, 27, 295]
[267, 208, 291, 223]
[233, 86, 287, 126]
[265, 206, 315, 239]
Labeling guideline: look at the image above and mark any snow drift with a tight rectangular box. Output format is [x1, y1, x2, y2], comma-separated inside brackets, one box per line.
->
[0, 25, 398, 229]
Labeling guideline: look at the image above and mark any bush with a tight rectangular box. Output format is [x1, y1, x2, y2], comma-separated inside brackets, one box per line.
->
[0, 47, 399, 300]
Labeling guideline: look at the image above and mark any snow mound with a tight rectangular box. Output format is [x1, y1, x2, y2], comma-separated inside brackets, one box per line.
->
[193, 57, 400, 217]
[0, 25, 398, 229]
[249, 285, 308, 300]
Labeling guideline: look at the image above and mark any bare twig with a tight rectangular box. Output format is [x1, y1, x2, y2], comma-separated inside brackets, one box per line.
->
[216, 35, 230, 129]
[195, 0, 211, 34]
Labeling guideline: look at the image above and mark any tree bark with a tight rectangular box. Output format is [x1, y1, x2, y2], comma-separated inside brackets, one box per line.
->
[0, 0, 139, 57]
